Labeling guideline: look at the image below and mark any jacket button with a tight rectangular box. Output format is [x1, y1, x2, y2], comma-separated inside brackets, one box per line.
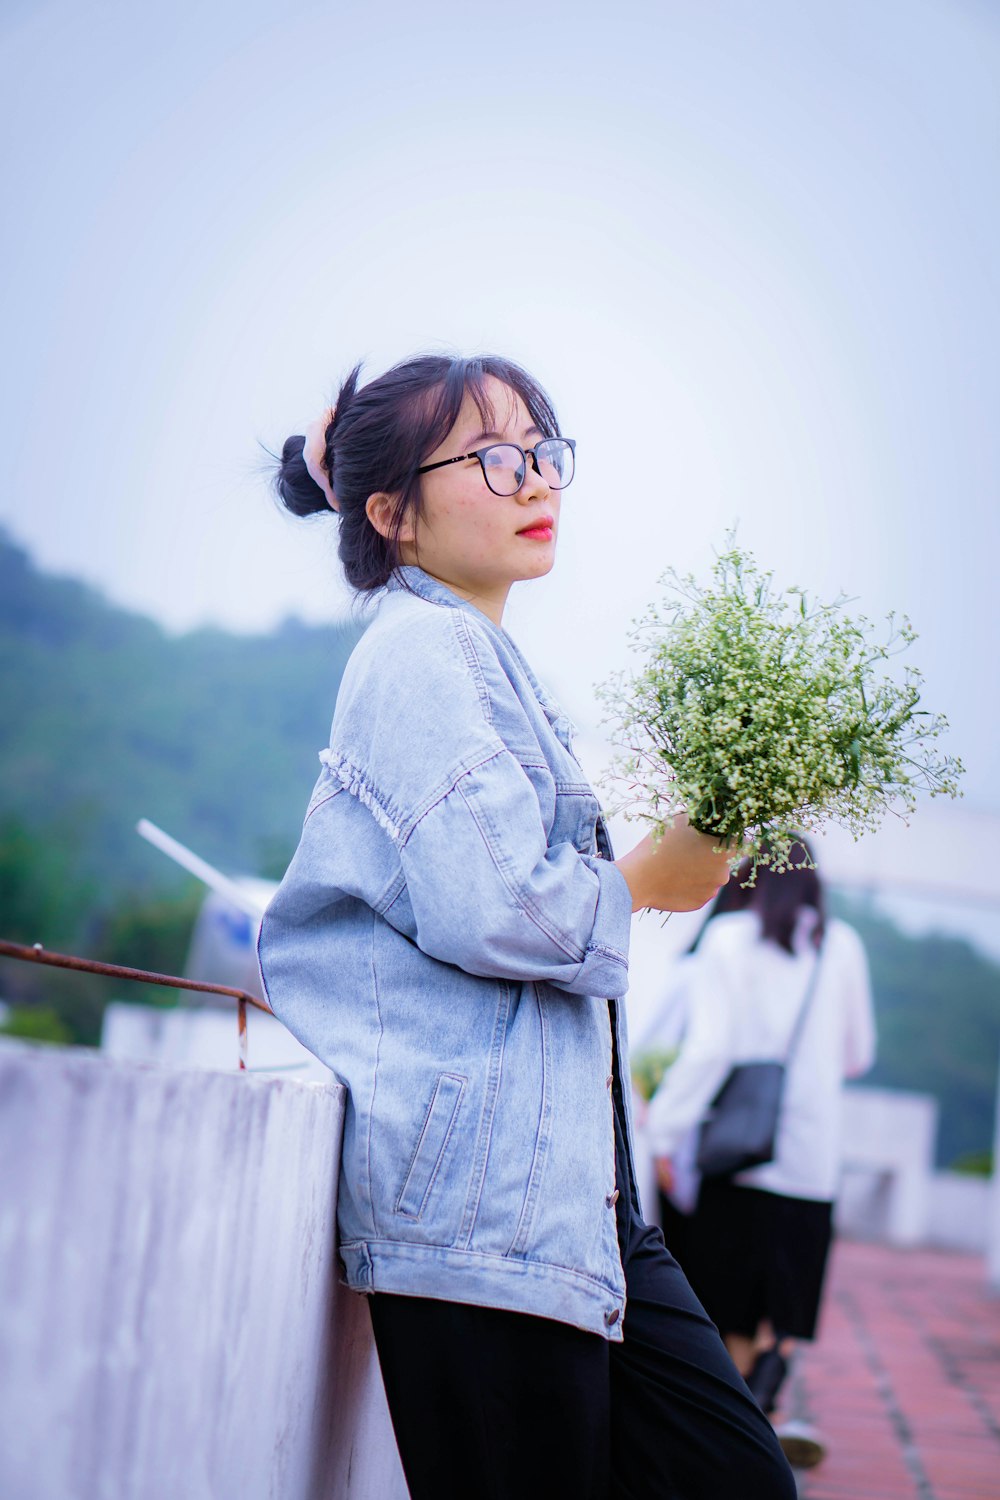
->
[605, 1307, 621, 1327]
[606, 1189, 620, 1207]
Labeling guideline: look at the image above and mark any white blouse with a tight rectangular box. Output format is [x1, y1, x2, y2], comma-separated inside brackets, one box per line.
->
[644, 910, 877, 1202]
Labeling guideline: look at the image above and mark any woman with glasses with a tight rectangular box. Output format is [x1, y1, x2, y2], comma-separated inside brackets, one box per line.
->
[258, 354, 795, 1500]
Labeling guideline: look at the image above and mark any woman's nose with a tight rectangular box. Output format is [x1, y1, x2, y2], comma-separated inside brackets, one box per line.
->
[516, 452, 551, 502]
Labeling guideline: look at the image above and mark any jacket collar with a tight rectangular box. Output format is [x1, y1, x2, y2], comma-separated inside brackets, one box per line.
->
[385, 566, 514, 647]
[385, 565, 482, 614]
[384, 566, 569, 730]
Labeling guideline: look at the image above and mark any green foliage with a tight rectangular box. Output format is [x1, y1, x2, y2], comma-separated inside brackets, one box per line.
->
[599, 539, 963, 876]
[831, 893, 1000, 1168]
[0, 533, 361, 916]
[0, 1005, 73, 1045]
[94, 882, 206, 1006]
[0, 529, 361, 1037]
[254, 833, 301, 882]
[631, 1047, 679, 1102]
[950, 1150, 993, 1178]
[0, 814, 98, 945]
[0, 959, 107, 1047]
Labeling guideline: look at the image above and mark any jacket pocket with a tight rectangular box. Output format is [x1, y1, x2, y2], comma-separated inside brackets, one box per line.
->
[395, 1072, 467, 1219]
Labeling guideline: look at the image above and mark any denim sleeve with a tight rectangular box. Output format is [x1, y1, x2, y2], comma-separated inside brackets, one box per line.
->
[386, 745, 633, 997]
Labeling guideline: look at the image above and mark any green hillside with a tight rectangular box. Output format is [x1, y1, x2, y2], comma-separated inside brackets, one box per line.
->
[830, 895, 1000, 1168]
[0, 531, 361, 1029]
[0, 532, 997, 1167]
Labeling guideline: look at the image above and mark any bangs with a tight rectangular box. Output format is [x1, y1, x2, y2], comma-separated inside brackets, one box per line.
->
[415, 356, 560, 468]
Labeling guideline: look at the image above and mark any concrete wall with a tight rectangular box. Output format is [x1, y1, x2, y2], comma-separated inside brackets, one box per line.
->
[0, 1041, 407, 1500]
[923, 1171, 992, 1255]
[102, 999, 333, 1083]
[836, 1088, 998, 1258]
[836, 1085, 939, 1246]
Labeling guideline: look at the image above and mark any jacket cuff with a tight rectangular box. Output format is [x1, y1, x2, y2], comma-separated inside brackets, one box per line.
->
[558, 855, 632, 997]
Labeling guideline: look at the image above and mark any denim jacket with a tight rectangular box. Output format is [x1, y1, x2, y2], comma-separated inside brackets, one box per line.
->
[257, 566, 637, 1340]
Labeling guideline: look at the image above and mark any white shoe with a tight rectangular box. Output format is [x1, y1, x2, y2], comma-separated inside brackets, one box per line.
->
[774, 1419, 827, 1469]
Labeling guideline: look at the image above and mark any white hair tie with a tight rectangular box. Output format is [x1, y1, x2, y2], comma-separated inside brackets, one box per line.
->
[302, 408, 339, 511]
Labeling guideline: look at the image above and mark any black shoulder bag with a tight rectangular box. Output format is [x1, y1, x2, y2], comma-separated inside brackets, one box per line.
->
[695, 941, 824, 1180]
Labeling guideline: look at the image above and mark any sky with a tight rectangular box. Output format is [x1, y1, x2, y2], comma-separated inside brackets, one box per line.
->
[2, 2, 998, 849]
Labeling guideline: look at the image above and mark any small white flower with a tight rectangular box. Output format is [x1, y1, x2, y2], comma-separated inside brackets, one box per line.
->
[597, 538, 964, 877]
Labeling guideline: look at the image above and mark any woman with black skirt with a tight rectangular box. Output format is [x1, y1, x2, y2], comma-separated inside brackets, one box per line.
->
[647, 847, 876, 1468]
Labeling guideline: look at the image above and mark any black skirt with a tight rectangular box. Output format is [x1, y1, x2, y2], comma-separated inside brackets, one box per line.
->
[687, 1178, 834, 1341]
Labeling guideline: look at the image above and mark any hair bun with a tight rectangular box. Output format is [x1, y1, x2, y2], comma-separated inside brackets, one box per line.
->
[276, 434, 333, 518]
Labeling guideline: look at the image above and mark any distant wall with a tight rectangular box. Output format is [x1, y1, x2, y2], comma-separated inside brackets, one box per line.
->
[924, 1171, 992, 1255]
[836, 1085, 939, 1247]
[0, 1042, 407, 1500]
[837, 1085, 997, 1260]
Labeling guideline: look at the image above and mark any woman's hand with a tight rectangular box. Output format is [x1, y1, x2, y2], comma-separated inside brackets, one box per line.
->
[614, 815, 731, 913]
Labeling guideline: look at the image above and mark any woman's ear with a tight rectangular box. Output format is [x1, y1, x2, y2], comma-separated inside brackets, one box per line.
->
[366, 492, 415, 544]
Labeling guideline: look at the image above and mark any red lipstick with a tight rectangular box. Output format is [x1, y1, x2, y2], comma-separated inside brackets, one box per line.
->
[517, 514, 555, 542]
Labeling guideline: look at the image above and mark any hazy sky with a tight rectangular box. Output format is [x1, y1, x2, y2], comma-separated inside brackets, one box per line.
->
[2, 1, 998, 812]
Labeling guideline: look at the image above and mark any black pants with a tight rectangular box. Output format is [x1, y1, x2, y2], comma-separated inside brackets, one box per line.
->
[369, 1112, 796, 1500]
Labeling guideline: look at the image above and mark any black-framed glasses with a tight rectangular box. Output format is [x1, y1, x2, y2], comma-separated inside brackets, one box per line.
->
[417, 438, 576, 497]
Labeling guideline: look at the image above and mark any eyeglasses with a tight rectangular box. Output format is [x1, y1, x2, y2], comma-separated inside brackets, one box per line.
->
[417, 437, 576, 497]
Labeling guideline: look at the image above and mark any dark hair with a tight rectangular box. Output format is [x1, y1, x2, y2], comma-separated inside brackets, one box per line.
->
[275, 353, 560, 593]
[686, 857, 755, 953]
[750, 838, 826, 955]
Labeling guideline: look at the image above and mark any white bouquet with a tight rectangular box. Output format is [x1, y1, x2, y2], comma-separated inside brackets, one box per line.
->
[598, 541, 963, 875]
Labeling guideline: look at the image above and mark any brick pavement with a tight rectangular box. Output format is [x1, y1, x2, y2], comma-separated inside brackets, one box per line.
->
[778, 1239, 1000, 1500]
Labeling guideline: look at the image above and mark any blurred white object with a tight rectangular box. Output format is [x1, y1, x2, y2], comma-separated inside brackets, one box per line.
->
[136, 817, 278, 1002]
[114, 820, 329, 1077]
[137, 818, 270, 918]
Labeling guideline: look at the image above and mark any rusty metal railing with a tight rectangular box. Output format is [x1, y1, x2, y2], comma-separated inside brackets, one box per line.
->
[0, 939, 272, 1070]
